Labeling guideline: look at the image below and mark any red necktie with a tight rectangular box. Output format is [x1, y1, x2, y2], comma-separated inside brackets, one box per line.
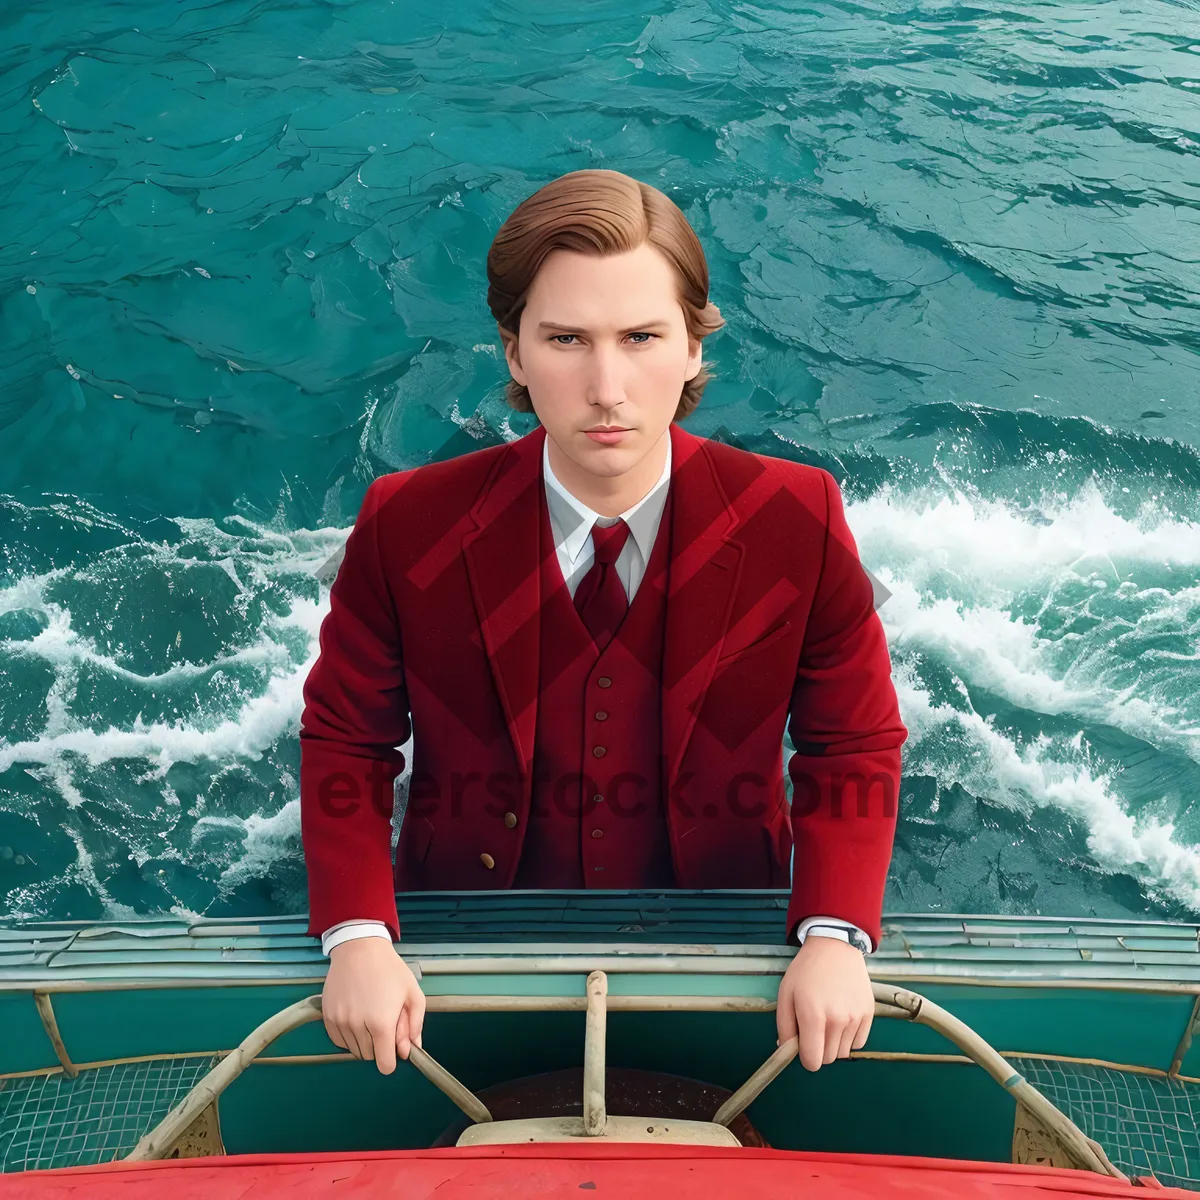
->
[573, 518, 632, 650]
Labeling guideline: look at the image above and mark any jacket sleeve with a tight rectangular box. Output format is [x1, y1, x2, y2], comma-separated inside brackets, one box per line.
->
[300, 477, 411, 942]
[784, 468, 908, 950]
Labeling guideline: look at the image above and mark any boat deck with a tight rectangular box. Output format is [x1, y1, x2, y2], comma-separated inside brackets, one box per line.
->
[3, 893, 1199, 988]
[3, 895, 1200, 1187]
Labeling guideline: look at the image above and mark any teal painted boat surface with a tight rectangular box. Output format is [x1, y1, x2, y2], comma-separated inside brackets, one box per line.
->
[3, 895, 1200, 1187]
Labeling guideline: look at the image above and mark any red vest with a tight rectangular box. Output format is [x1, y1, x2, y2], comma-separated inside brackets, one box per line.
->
[513, 478, 676, 888]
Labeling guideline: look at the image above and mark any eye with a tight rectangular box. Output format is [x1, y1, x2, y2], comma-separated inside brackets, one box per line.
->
[549, 333, 658, 345]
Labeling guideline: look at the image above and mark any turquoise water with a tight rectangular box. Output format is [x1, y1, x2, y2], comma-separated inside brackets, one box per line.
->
[1, 0, 1198, 927]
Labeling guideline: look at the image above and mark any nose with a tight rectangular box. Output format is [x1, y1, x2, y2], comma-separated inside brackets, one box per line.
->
[587, 347, 627, 416]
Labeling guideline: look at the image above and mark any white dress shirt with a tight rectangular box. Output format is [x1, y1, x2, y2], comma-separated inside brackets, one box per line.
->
[542, 431, 672, 602]
[320, 434, 871, 956]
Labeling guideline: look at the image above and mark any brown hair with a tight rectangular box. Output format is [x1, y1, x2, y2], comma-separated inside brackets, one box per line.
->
[486, 169, 725, 422]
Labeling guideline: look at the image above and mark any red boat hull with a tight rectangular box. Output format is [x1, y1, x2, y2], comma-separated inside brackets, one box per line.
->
[0, 1145, 1183, 1197]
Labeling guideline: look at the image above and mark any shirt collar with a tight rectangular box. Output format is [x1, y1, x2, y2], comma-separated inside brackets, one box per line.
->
[542, 433, 672, 568]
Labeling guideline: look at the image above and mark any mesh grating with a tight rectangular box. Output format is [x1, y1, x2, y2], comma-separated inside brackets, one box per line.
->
[3, 1053, 1200, 1185]
[1012, 1057, 1200, 1190]
[0, 1055, 221, 1173]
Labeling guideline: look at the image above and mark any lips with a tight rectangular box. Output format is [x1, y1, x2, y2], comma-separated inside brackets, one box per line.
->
[585, 427, 631, 444]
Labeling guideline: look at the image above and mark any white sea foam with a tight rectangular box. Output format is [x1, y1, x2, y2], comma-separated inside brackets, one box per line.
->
[0, 511, 345, 775]
[0, 595, 324, 776]
[208, 797, 301, 894]
[0, 514, 350, 918]
[895, 666, 1200, 912]
[853, 477, 1200, 912]
[4, 595, 295, 686]
[875, 572, 1200, 762]
[849, 481, 1200, 761]
[850, 476, 1200, 582]
[59, 826, 141, 921]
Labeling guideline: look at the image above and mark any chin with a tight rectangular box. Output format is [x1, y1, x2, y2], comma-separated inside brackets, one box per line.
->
[590, 451, 642, 473]
[583, 452, 635, 474]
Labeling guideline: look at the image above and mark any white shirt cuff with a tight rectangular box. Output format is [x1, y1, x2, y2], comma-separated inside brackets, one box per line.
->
[321, 920, 394, 957]
[793, 915, 874, 954]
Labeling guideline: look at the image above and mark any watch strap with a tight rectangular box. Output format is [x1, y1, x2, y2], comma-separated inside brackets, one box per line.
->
[804, 924, 871, 954]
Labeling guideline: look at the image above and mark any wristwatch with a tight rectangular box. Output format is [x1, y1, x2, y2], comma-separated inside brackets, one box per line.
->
[804, 924, 872, 954]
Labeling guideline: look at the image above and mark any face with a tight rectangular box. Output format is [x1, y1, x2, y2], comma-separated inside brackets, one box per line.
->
[500, 242, 703, 483]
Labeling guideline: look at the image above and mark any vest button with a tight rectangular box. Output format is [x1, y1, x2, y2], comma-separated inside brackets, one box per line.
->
[591, 828, 604, 839]
[593, 794, 604, 804]
[592, 746, 606, 758]
[595, 711, 608, 721]
[503, 812, 517, 829]
[597, 677, 612, 688]
[480, 852, 495, 869]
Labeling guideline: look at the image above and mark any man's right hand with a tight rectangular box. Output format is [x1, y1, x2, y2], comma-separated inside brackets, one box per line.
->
[322, 937, 426, 1074]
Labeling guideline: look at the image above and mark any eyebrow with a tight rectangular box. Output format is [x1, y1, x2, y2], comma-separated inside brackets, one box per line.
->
[537, 319, 672, 335]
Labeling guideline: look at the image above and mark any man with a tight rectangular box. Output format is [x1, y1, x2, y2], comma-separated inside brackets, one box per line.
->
[300, 170, 908, 1080]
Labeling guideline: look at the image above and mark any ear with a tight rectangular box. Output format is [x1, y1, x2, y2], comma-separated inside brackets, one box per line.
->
[499, 327, 527, 386]
[684, 334, 703, 383]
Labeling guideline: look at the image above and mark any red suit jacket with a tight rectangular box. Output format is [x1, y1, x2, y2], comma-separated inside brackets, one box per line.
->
[300, 422, 908, 947]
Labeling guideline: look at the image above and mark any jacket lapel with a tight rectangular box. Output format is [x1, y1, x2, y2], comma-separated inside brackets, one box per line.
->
[461, 425, 546, 779]
[661, 424, 743, 794]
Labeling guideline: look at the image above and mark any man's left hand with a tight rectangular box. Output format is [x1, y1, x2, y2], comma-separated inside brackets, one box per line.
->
[776, 935, 874, 1071]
